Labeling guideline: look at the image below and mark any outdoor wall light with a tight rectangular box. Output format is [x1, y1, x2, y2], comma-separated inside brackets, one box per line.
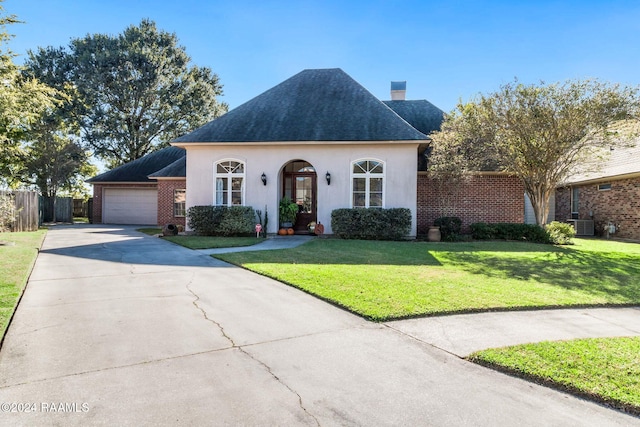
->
[261, 172, 267, 186]
[325, 171, 331, 186]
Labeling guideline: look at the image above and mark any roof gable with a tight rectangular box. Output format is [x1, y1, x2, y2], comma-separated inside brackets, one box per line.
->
[87, 146, 185, 183]
[173, 68, 429, 143]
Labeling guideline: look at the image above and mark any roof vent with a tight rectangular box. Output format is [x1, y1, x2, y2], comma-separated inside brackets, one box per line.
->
[390, 81, 406, 100]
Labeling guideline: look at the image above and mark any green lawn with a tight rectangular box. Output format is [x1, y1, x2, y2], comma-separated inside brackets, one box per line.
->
[163, 235, 263, 250]
[469, 337, 640, 416]
[215, 238, 640, 321]
[0, 230, 46, 339]
[135, 228, 263, 249]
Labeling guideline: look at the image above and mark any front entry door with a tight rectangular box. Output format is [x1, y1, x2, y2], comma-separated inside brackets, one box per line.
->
[283, 161, 317, 234]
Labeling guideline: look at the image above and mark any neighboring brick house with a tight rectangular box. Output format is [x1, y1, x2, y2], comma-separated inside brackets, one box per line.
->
[417, 173, 524, 235]
[555, 141, 640, 240]
[88, 68, 524, 235]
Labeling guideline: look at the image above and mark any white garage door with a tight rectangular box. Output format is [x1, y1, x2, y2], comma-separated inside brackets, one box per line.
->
[103, 188, 158, 225]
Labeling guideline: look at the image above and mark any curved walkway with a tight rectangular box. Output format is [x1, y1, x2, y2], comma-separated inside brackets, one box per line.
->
[0, 225, 637, 426]
[389, 306, 640, 357]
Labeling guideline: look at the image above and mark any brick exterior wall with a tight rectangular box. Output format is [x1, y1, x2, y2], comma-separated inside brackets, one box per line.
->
[555, 186, 571, 222]
[555, 176, 640, 240]
[417, 173, 525, 235]
[157, 179, 186, 227]
[91, 183, 157, 224]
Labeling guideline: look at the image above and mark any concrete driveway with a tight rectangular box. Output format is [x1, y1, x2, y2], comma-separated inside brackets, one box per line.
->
[0, 225, 638, 426]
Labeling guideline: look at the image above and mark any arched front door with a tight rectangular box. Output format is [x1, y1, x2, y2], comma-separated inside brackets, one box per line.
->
[282, 160, 317, 234]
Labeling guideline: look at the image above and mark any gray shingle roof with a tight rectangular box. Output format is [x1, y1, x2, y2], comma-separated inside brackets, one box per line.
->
[148, 156, 186, 178]
[383, 100, 444, 136]
[563, 139, 640, 184]
[87, 146, 185, 183]
[173, 68, 429, 143]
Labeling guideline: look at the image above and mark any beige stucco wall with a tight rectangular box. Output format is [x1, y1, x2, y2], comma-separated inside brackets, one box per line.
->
[182, 142, 419, 236]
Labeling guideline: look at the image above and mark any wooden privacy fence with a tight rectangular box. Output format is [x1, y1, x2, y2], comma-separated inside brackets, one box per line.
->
[39, 196, 73, 223]
[55, 197, 72, 223]
[0, 190, 39, 232]
[73, 199, 89, 217]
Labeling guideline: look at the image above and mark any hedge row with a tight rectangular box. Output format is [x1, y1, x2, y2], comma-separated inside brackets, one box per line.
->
[331, 208, 411, 240]
[470, 222, 550, 243]
[187, 206, 256, 236]
[470, 221, 575, 245]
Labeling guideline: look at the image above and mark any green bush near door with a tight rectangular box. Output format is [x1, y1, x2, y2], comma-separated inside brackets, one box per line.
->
[187, 206, 256, 236]
[331, 208, 411, 240]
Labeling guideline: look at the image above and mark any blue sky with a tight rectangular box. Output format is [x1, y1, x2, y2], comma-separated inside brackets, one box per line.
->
[5, 0, 640, 113]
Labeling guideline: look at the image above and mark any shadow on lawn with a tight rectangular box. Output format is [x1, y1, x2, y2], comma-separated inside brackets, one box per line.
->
[218, 239, 445, 266]
[220, 239, 640, 301]
[435, 246, 640, 300]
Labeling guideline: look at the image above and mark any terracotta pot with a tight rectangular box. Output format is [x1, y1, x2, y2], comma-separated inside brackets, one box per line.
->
[427, 226, 441, 242]
[278, 228, 287, 236]
[287, 228, 295, 235]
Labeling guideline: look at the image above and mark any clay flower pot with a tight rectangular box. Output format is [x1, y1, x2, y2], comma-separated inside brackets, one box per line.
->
[427, 226, 441, 242]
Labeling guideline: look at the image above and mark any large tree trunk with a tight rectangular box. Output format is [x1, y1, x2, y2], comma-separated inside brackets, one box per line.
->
[526, 183, 553, 226]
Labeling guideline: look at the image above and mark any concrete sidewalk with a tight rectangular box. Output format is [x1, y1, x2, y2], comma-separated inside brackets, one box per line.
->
[389, 307, 640, 357]
[0, 225, 638, 426]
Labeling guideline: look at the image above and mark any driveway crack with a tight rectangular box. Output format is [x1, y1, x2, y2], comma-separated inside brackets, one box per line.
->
[185, 277, 319, 425]
[240, 347, 321, 426]
[185, 279, 235, 347]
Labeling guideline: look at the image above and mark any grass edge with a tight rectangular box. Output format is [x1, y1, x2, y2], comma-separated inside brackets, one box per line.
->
[0, 230, 47, 350]
[467, 355, 640, 418]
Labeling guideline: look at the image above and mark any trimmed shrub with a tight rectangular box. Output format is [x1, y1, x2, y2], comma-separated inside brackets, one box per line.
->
[434, 216, 462, 242]
[470, 222, 551, 244]
[187, 206, 225, 236]
[545, 221, 576, 245]
[218, 206, 256, 236]
[187, 205, 256, 236]
[331, 208, 411, 240]
[469, 222, 495, 240]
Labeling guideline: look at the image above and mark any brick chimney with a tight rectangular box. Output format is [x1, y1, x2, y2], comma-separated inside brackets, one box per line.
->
[390, 81, 406, 100]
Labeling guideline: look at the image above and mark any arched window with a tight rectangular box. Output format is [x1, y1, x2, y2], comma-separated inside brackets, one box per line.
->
[214, 160, 245, 206]
[351, 159, 384, 208]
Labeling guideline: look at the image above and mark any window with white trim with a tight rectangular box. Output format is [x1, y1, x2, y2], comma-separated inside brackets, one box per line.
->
[571, 187, 579, 218]
[351, 159, 384, 208]
[173, 189, 186, 217]
[214, 160, 245, 206]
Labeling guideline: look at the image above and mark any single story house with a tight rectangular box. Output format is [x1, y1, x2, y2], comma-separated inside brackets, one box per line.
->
[89, 68, 525, 236]
[555, 140, 640, 240]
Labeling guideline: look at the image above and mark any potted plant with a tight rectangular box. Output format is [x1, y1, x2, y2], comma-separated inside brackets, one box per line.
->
[279, 197, 298, 229]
